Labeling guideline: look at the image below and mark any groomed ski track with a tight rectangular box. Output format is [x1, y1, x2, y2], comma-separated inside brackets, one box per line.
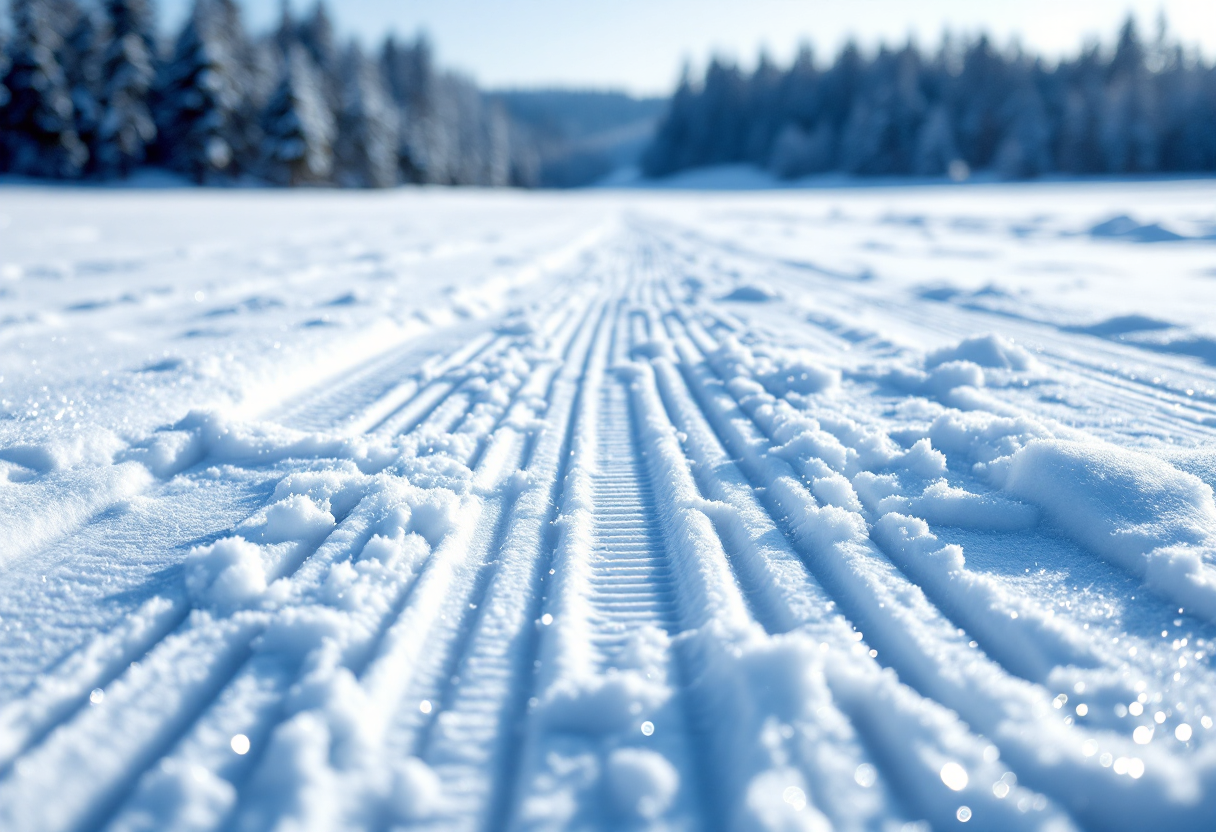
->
[1, 184, 1216, 831]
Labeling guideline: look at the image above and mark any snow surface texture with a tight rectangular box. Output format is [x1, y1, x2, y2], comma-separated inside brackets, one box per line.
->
[1, 181, 1216, 831]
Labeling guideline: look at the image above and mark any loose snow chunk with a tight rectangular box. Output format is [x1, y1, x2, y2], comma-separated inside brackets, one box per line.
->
[184, 536, 269, 612]
[171, 409, 389, 470]
[882, 479, 1039, 532]
[542, 670, 671, 735]
[740, 769, 832, 832]
[1000, 440, 1216, 617]
[895, 438, 948, 479]
[811, 472, 863, 512]
[630, 340, 678, 362]
[122, 430, 205, 478]
[239, 713, 338, 832]
[885, 361, 986, 398]
[273, 469, 369, 520]
[260, 494, 336, 544]
[853, 472, 903, 512]
[721, 283, 780, 302]
[923, 360, 986, 395]
[404, 489, 462, 548]
[873, 513, 966, 572]
[256, 605, 350, 662]
[758, 350, 841, 396]
[926, 334, 1036, 371]
[112, 759, 235, 832]
[605, 748, 679, 821]
[929, 410, 1050, 466]
[391, 757, 444, 821]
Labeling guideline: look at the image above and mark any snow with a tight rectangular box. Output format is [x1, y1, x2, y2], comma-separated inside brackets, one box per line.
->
[2, 179, 1216, 830]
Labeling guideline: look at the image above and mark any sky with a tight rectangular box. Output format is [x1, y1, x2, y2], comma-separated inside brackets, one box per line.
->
[162, 0, 1216, 96]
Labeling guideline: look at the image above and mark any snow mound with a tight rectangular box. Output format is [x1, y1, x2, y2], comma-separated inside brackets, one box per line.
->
[0, 427, 125, 472]
[878, 479, 1039, 532]
[926, 334, 1036, 371]
[391, 758, 444, 821]
[605, 748, 680, 821]
[259, 495, 337, 545]
[758, 351, 840, 396]
[885, 360, 987, 397]
[1066, 314, 1174, 337]
[113, 759, 235, 832]
[165, 410, 394, 473]
[721, 283, 780, 302]
[183, 536, 270, 612]
[995, 440, 1216, 618]
[1089, 215, 1185, 243]
[541, 670, 671, 734]
[714, 338, 840, 396]
[923, 359, 986, 394]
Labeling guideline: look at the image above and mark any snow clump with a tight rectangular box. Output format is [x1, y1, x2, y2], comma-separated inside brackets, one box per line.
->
[605, 748, 680, 821]
[926, 333, 1036, 371]
[183, 537, 270, 612]
[114, 759, 236, 832]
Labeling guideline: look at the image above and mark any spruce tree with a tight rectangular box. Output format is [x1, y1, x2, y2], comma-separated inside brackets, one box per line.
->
[62, 6, 105, 166]
[260, 45, 335, 186]
[381, 34, 436, 183]
[295, 2, 339, 110]
[0, 0, 88, 177]
[334, 43, 397, 188]
[156, 0, 244, 182]
[96, 0, 158, 176]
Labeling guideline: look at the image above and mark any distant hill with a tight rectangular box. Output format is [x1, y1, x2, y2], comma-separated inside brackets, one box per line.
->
[492, 90, 666, 188]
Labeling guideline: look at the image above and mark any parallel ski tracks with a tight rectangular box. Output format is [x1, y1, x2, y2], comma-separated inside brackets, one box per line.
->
[6, 223, 1216, 832]
[0, 273, 599, 832]
[654, 217, 1216, 441]
[637, 248, 1214, 830]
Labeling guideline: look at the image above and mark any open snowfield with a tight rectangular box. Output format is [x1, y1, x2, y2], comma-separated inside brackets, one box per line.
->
[3, 180, 1216, 832]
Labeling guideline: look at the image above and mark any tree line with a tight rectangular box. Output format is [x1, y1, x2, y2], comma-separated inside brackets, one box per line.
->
[643, 17, 1216, 180]
[0, 0, 537, 186]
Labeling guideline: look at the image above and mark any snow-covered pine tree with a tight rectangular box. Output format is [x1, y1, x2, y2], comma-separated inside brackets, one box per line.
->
[207, 0, 264, 168]
[640, 65, 695, 177]
[156, 0, 246, 182]
[1099, 17, 1159, 173]
[334, 43, 398, 188]
[914, 106, 961, 176]
[0, 26, 11, 112]
[768, 122, 835, 178]
[95, 0, 158, 177]
[380, 33, 436, 183]
[995, 74, 1053, 179]
[62, 5, 105, 167]
[295, 1, 339, 109]
[0, 0, 88, 177]
[260, 44, 335, 186]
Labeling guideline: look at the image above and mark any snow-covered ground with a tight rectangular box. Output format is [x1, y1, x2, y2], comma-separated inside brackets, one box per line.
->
[1, 180, 1216, 831]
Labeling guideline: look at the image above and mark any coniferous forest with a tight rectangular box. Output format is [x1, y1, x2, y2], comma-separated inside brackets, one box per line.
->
[0, 0, 535, 186]
[2, 2, 1215, 187]
[644, 17, 1216, 181]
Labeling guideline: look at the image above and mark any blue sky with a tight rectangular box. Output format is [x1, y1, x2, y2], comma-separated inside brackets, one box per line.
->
[162, 0, 1216, 95]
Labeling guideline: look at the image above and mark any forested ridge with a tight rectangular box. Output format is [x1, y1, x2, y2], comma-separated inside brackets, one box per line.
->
[643, 17, 1216, 181]
[0, 0, 538, 186]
